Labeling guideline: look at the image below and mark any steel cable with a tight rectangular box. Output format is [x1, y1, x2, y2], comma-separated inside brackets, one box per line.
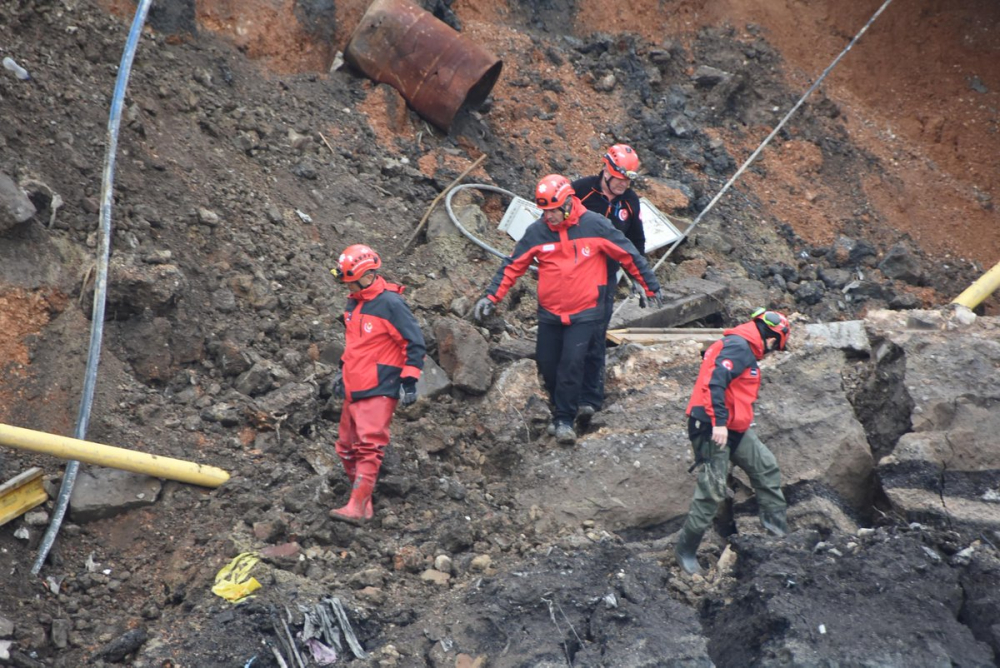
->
[650, 0, 896, 275]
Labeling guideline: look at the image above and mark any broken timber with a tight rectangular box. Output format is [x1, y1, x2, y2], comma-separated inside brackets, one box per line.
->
[0, 467, 48, 527]
[606, 328, 724, 347]
[609, 276, 727, 331]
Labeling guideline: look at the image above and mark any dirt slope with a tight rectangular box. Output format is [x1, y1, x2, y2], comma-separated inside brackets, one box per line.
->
[0, 0, 999, 666]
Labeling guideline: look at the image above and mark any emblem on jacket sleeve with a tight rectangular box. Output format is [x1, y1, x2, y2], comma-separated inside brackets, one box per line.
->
[364, 321, 373, 333]
[721, 359, 733, 370]
[581, 245, 591, 257]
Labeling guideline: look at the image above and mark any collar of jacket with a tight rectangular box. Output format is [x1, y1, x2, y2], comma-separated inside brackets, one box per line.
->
[545, 197, 586, 232]
[723, 320, 766, 360]
[349, 275, 404, 302]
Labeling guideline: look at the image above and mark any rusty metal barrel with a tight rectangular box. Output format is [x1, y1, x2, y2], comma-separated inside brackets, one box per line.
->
[345, 0, 503, 132]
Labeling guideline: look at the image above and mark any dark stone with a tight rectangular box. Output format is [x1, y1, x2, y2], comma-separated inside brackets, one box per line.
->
[794, 280, 825, 305]
[879, 243, 923, 285]
[95, 628, 148, 663]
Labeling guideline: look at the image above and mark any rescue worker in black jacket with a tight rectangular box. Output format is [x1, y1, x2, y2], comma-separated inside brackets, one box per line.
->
[572, 144, 645, 423]
[473, 174, 663, 445]
[328, 244, 425, 524]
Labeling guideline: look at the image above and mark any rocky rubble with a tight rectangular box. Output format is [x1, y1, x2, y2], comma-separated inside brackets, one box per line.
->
[0, 0, 998, 666]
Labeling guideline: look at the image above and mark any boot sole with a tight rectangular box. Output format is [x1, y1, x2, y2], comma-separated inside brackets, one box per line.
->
[329, 510, 370, 526]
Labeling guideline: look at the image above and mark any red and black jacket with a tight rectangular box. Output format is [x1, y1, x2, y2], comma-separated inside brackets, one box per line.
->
[484, 197, 660, 325]
[571, 174, 645, 255]
[686, 321, 765, 433]
[341, 276, 425, 401]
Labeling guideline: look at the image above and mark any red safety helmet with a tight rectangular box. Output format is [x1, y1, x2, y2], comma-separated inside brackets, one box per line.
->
[332, 244, 381, 282]
[535, 174, 575, 210]
[752, 308, 790, 351]
[602, 144, 640, 180]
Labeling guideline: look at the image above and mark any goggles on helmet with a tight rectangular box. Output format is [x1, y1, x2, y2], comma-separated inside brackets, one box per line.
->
[751, 307, 790, 351]
[751, 308, 783, 328]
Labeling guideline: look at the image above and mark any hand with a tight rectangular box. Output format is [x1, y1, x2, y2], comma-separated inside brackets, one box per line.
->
[632, 280, 648, 308]
[473, 296, 495, 321]
[332, 372, 344, 399]
[649, 288, 664, 309]
[711, 425, 728, 447]
[399, 380, 418, 407]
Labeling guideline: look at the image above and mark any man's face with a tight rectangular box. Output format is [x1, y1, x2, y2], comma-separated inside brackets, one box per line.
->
[542, 199, 572, 226]
[346, 272, 374, 291]
[603, 167, 630, 196]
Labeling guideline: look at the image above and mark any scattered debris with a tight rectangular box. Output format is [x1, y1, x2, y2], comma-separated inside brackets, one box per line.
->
[0, 468, 47, 527]
[212, 553, 262, 603]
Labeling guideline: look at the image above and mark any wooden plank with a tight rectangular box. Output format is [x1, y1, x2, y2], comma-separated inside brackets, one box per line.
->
[0, 467, 48, 527]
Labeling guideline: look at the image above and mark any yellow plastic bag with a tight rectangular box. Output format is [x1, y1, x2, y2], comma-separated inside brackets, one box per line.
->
[211, 552, 262, 602]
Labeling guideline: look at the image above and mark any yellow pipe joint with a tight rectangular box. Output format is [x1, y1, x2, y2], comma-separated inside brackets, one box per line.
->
[0, 423, 230, 488]
[952, 260, 1000, 310]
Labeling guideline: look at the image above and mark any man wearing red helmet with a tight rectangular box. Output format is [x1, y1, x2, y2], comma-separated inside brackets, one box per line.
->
[572, 144, 645, 422]
[674, 309, 791, 575]
[328, 244, 425, 524]
[473, 174, 662, 445]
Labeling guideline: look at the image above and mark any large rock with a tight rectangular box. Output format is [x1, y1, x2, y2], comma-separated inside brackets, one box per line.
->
[416, 355, 452, 399]
[755, 347, 875, 514]
[869, 310, 1000, 529]
[0, 172, 35, 231]
[878, 242, 923, 285]
[516, 342, 701, 531]
[481, 359, 550, 443]
[99, 258, 187, 320]
[70, 467, 161, 522]
[433, 318, 492, 395]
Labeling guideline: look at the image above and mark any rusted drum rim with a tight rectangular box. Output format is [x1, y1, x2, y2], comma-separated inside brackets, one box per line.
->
[345, 0, 503, 132]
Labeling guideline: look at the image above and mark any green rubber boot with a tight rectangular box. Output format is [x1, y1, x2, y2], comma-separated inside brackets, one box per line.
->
[674, 526, 704, 575]
[760, 508, 788, 537]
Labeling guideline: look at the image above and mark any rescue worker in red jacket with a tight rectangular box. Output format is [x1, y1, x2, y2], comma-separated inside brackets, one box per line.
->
[571, 144, 645, 422]
[328, 244, 425, 524]
[473, 174, 663, 445]
[675, 309, 791, 574]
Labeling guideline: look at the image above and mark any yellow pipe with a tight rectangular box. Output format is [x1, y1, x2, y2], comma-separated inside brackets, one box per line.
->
[953, 259, 1000, 310]
[0, 423, 230, 488]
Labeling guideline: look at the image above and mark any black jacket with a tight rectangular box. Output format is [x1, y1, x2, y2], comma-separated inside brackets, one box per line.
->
[571, 174, 645, 255]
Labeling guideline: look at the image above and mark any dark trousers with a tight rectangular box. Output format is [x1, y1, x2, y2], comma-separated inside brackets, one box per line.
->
[579, 272, 617, 410]
[536, 319, 603, 425]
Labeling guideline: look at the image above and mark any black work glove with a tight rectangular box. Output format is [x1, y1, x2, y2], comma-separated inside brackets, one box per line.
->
[332, 372, 344, 399]
[399, 379, 418, 407]
[473, 296, 495, 321]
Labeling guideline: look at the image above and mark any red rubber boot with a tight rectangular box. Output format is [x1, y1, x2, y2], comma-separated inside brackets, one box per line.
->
[339, 459, 373, 517]
[329, 474, 375, 525]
